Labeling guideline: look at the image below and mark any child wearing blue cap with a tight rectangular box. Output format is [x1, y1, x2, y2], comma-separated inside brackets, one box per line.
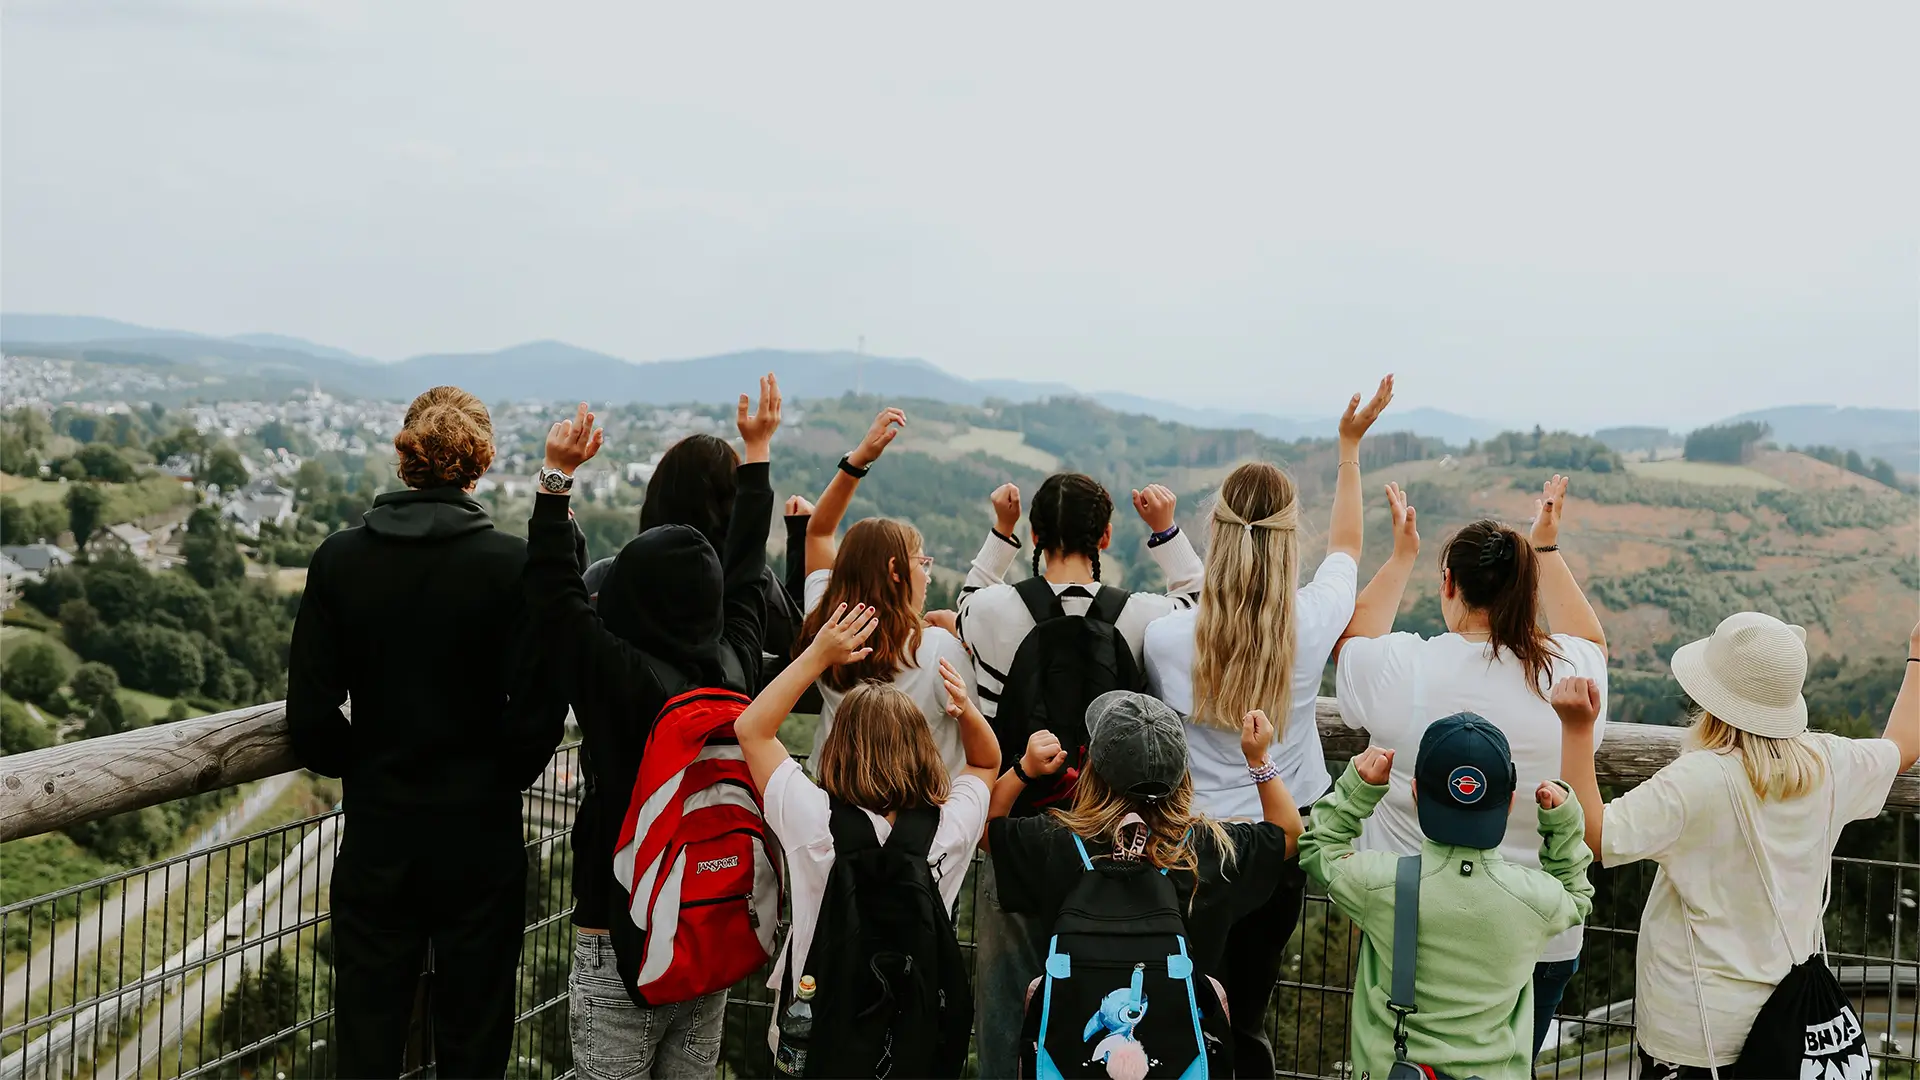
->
[1300, 713, 1595, 1080]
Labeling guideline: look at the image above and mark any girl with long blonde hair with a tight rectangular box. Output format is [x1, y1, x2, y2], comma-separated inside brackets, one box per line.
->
[1557, 612, 1920, 1074]
[984, 693, 1301, 1075]
[1140, 376, 1395, 1078]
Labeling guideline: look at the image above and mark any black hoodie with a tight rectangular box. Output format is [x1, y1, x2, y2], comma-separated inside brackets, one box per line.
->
[286, 487, 574, 817]
[523, 462, 771, 951]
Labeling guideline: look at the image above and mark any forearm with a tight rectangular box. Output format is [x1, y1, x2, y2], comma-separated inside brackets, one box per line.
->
[1885, 652, 1920, 771]
[1145, 528, 1205, 598]
[961, 531, 1021, 594]
[722, 462, 773, 588]
[1536, 551, 1606, 648]
[987, 769, 1027, 823]
[1538, 793, 1597, 925]
[1253, 776, 1303, 857]
[784, 513, 811, 604]
[958, 712, 1001, 773]
[1297, 766, 1383, 883]
[805, 470, 860, 574]
[1558, 728, 1606, 860]
[1326, 445, 1364, 558]
[1340, 553, 1416, 645]
[735, 651, 828, 746]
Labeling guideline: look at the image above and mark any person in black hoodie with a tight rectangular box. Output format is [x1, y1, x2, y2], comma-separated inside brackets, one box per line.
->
[526, 378, 779, 1080]
[287, 385, 573, 1079]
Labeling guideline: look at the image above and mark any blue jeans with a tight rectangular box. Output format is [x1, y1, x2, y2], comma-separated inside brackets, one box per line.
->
[569, 930, 725, 1079]
[1531, 956, 1580, 1057]
[974, 859, 1045, 1080]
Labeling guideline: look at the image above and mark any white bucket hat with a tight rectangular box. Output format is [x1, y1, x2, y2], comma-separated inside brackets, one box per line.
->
[1670, 611, 1810, 738]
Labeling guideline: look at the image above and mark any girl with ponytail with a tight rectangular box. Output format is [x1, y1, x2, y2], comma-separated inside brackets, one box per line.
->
[1334, 472, 1610, 1058]
[1140, 375, 1396, 1078]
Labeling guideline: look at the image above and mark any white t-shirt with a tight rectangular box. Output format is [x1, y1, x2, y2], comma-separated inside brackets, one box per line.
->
[761, 758, 989, 1049]
[955, 530, 1204, 724]
[1335, 631, 1609, 962]
[803, 569, 978, 777]
[1603, 737, 1900, 1067]
[1144, 552, 1357, 817]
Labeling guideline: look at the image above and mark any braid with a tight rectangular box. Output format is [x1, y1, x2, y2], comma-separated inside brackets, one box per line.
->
[1027, 473, 1113, 582]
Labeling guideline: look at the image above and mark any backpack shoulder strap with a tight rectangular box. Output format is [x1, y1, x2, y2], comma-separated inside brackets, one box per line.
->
[1014, 576, 1067, 625]
[1085, 584, 1129, 627]
[883, 805, 939, 859]
[826, 798, 883, 855]
[1389, 854, 1421, 1061]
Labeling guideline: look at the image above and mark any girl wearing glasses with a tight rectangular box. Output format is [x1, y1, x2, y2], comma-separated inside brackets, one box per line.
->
[794, 406, 981, 776]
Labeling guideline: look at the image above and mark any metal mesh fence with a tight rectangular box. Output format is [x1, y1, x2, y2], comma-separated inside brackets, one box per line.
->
[4, 748, 1917, 1079]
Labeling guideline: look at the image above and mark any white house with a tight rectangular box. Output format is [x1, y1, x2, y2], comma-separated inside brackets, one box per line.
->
[221, 480, 296, 539]
[92, 522, 155, 560]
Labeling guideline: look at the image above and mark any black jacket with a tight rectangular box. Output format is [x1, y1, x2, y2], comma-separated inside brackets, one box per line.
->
[286, 487, 572, 817]
[523, 462, 771, 947]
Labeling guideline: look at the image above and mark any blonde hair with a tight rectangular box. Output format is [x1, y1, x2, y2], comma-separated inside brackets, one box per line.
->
[814, 682, 950, 814]
[1190, 462, 1301, 732]
[1051, 768, 1235, 884]
[1688, 711, 1827, 801]
[395, 386, 495, 490]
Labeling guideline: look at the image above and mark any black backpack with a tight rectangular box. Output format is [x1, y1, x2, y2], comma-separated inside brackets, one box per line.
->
[997, 578, 1141, 813]
[794, 800, 971, 1079]
[1020, 826, 1231, 1079]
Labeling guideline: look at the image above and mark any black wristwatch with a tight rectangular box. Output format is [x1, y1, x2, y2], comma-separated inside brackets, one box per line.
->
[837, 455, 870, 479]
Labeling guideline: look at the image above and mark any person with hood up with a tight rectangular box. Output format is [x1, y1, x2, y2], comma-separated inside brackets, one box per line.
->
[525, 379, 780, 1080]
[288, 385, 576, 1079]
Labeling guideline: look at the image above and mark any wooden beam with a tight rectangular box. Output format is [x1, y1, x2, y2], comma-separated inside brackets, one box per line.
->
[2, 697, 1915, 843]
[0, 703, 300, 843]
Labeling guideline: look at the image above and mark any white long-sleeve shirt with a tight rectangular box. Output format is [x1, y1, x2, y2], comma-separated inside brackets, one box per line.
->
[953, 529, 1204, 722]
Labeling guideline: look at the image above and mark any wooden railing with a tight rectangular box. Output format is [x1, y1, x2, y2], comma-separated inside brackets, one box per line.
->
[3, 698, 1918, 843]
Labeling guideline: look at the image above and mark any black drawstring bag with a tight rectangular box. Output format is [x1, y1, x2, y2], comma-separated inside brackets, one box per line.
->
[1683, 756, 1870, 1078]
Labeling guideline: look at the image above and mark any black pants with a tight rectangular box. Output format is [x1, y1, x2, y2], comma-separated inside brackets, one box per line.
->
[1638, 1050, 1743, 1079]
[330, 807, 528, 1079]
[1218, 857, 1308, 1080]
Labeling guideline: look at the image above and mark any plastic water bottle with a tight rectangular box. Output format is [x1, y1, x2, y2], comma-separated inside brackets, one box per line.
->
[774, 975, 816, 1076]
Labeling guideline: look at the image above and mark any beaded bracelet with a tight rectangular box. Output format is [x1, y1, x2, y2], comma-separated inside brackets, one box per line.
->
[1248, 760, 1281, 784]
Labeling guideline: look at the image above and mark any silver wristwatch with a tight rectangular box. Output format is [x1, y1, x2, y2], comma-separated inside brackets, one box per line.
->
[537, 466, 574, 495]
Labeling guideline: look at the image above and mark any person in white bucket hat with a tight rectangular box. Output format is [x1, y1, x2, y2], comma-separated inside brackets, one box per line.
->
[1553, 612, 1920, 1076]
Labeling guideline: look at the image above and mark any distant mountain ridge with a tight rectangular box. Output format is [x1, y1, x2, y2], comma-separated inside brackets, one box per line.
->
[12, 313, 1909, 460]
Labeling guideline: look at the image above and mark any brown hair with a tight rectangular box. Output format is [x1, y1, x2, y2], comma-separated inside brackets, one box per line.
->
[1191, 462, 1302, 732]
[1029, 473, 1113, 581]
[1442, 519, 1563, 699]
[814, 682, 950, 814]
[395, 386, 495, 490]
[798, 519, 925, 692]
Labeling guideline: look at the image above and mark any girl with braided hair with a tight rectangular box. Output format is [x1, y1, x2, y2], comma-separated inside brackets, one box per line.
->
[953, 470, 1203, 1080]
[1334, 472, 1610, 1058]
[1140, 375, 1396, 1077]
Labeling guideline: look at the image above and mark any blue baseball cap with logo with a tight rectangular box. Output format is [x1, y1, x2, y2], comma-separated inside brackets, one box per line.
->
[1414, 712, 1518, 849]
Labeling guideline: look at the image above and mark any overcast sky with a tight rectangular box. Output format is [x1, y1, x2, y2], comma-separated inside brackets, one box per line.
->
[4, 1, 1915, 429]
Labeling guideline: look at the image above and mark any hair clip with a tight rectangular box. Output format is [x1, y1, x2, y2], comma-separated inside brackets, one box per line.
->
[1477, 534, 1515, 569]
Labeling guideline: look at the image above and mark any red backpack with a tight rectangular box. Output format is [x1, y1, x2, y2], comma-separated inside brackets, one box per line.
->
[611, 687, 782, 1006]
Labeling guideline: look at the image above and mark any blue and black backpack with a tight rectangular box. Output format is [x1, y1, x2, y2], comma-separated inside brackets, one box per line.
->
[1020, 821, 1231, 1080]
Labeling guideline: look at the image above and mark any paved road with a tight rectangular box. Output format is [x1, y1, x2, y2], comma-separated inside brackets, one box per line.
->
[0, 773, 297, 1014]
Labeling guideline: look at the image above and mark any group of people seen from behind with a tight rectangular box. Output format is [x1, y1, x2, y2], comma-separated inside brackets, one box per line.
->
[287, 376, 1920, 1079]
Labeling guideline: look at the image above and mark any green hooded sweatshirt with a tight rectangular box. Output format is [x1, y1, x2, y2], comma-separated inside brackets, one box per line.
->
[1299, 764, 1595, 1080]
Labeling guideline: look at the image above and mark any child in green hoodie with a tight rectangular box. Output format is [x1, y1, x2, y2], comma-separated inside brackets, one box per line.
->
[1300, 712, 1594, 1080]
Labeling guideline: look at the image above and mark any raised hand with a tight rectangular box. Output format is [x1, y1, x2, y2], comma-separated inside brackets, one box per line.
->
[1550, 676, 1602, 730]
[1384, 482, 1420, 560]
[1240, 709, 1276, 766]
[1530, 474, 1569, 549]
[938, 657, 981, 721]
[1354, 746, 1395, 786]
[736, 374, 782, 462]
[991, 483, 1022, 536]
[1338, 375, 1395, 446]
[849, 407, 907, 468]
[1131, 484, 1177, 533]
[807, 602, 879, 666]
[1536, 781, 1567, 810]
[784, 495, 816, 517]
[1022, 729, 1069, 777]
[924, 609, 959, 635]
[545, 402, 604, 474]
